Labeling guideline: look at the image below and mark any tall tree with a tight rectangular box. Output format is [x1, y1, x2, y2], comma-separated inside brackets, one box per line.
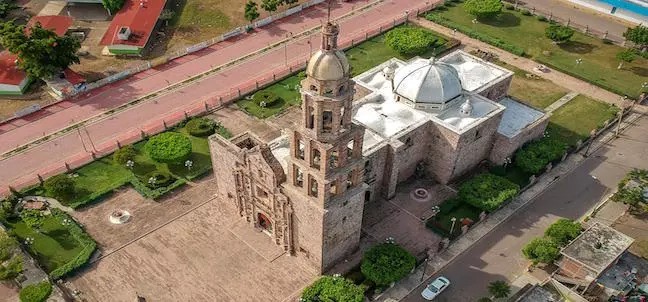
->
[544, 219, 582, 245]
[623, 25, 648, 52]
[0, 22, 80, 79]
[102, 0, 125, 15]
[522, 237, 560, 265]
[244, 1, 260, 24]
[260, 0, 280, 15]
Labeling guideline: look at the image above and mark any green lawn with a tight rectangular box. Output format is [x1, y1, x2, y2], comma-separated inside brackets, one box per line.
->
[493, 60, 569, 109]
[236, 26, 456, 119]
[6, 216, 83, 272]
[548, 95, 619, 146]
[427, 5, 648, 98]
[427, 202, 481, 239]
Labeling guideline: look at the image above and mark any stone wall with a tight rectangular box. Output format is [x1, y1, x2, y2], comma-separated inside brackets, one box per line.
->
[490, 114, 550, 164]
[208, 134, 242, 211]
[393, 120, 434, 183]
[451, 110, 503, 179]
[425, 121, 461, 184]
[363, 143, 389, 202]
[478, 74, 512, 102]
[282, 184, 325, 271]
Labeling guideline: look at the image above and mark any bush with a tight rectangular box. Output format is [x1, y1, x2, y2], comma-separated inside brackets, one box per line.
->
[301, 275, 365, 302]
[252, 91, 281, 108]
[458, 173, 519, 212]
[129, 176, 186, 200]
[438, 197, 462, 214]
[113, 145, 137, 165]
[545, 219, 582, 246]
[361, 243, 416, 286]
[185, 118, 216, 137]
[522, 237, 560, 265]
[48, 209, 97, 280]
[19, 281, 52, 302]
[385, 26, 442, 56]
[0, 233, 23, 280]
[504, 3, 514, 10]
[43, 174, 75, 200]
[514, 138, 567, 174]
[545, 24, 575, 43]
[145, 132, 193, 163]
[463, 0, 502, 19]
[521, 9, 532, 16]
[537, 15, 548, 22]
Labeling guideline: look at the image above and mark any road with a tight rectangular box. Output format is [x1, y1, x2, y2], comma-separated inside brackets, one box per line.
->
[0, 0, 434, 193]
[403, 114, 648, 301]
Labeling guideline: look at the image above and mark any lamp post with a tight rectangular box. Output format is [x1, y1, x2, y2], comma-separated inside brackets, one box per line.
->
[503, 157, 512, 169]
[126, 160, 134, 170]
[185, 160, 193, 171]
[575, 58, 583, 68]
[148, 176, 157, 187]
[449, 217, 457, 235]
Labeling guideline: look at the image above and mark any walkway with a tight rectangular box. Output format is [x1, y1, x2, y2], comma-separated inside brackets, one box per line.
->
[0, 0, 435, 194]
[544, 91, 579, 113]
[413, 19, 626, 106]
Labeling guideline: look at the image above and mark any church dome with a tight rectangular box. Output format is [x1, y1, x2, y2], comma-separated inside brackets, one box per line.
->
[393, 58, 462, 105]
[306, 49, 350, 81]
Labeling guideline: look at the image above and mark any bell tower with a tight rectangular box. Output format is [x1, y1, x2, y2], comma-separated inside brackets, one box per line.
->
[285, 21, 366, 272]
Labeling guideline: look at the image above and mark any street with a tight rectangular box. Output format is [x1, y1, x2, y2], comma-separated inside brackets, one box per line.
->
[403, 114, 648, 301]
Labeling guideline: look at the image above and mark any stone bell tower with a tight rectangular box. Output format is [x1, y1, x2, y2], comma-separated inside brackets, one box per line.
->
[284, 21, 366, 273]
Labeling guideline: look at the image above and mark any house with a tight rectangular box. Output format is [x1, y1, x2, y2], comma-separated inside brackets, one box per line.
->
[99, 0, 167, 55]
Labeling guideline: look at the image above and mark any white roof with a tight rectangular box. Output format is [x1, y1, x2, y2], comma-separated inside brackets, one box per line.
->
[440, 51, 511, 93]
[393, 58, 462, 105]
[497, 97, 545, 138]
[269, 135, 290, 173]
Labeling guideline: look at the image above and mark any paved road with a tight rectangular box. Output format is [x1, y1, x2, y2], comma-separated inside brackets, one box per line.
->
[0, 0, 434, 193]
[403, 114, 648, 301]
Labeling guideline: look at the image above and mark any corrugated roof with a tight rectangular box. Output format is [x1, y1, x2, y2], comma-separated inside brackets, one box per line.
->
[100, 0, 166, 47]
[26, 15, 73, 36]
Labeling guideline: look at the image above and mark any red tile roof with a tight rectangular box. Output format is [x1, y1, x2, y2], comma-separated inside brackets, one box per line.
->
[100, 0, 166, 47]
[26, 15, 73, 37]
[0, 51, 26, 86]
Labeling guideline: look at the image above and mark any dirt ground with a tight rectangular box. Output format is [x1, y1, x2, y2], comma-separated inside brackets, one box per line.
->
[0, 282, 19, 302]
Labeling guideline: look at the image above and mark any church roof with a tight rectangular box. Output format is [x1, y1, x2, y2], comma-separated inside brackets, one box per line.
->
[393, 58, 462, 105]
[306, 49, 350, 81]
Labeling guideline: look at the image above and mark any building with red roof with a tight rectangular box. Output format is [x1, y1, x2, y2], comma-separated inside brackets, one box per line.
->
[26, 15, 74, 36]
[100, 0, 167, 55]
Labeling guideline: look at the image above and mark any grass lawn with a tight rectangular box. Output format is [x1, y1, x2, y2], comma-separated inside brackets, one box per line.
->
[6, 216, 83, 272]
[237, 26, 456, 119]
[428, 5, 648, 98]
[427, 202, 481, 238]
[548, 95, 619, 146]
[493, 60, 569, 109]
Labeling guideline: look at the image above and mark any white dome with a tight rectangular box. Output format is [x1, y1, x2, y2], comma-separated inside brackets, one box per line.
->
[306, 49, 350, 81]
[393, 59, 462, 105]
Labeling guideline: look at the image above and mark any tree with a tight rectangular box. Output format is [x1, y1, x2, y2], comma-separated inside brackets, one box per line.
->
[0, 232, 23, 280]
[514, 137, 567, 175]
[616, 49, 636, 69]
[458, 173, 520, 212]
[19, 281, 52, 302]
[385, 26, 440, 56]
[623, 25, 648, 52]
[113, 145, 137, 165]
[545, 24, 574, 44]
[102, 0, 125, 15]
[0, 0, 17, 18]
[283, 0, 298, 6]
[260, 0, 280, 15]
[464, 0, 503, 20]
[301, 275, 365, 302]
[488, 280, 511, 298]
[244, 1, 260, 24]
[43, 174, 75, 201]
[545, 219, 582, 246]
[361, 243, 416, 286]
[159, 9, 175, 27]
[522, 237, 560, 265]
[145, 132, 193, 163]
[0, 21, 80, 79]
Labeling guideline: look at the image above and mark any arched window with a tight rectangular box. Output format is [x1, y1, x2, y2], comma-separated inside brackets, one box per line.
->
[310, 85, 317, 92]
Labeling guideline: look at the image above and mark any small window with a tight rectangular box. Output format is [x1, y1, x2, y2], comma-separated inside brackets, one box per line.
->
[347, 139, 355, 158]
[339, 85, 345, 94]
[312, 148, 321, 169]
[364, 160, 372, 176]
[346, 171, 354, 189]
[340, 107, 345, 126]
[308, 106, 315, 129]
[329, 180, 337, 196]
[329, 150, 338, 169]
[322, 111, 333, 132]
[294, 165, 303, 187]
[310, 178, 318, 197]
[296, 139, 305, 160]
[475, 129, 481, 141]
[310, 85, 317, 92]
[405, 137, 413, 147]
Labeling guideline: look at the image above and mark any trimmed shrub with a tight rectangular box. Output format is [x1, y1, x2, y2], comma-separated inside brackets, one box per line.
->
[113, 145, 137, 165]
[19, 281, 52, 302]
[463, 0, 502, 19]
[130, 176, 186, 200]
[252, 91, 281, 108]
[145, 132, 193, 163]
[545, 24, 575, 43]
[301, 275, 365, 302]
[43, 174, 75, 201]
[458, 173, 519, 212]
[522, 237, 560, 265]
[144, 171, 173, 188]
[545, 219, 582, 246]
[185, 118, 216, 137]
[48, 209, 97, 280]
[514, 138, 567, 174]
[361, 243, 416, 286]
[521, 9, 532, 16]
[385, 26, 444, 56]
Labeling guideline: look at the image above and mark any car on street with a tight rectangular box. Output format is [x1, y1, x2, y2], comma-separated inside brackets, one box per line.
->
[421, 276, 450, 300]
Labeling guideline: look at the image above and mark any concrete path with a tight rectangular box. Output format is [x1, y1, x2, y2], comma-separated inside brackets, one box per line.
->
[545, 91, 579, 113]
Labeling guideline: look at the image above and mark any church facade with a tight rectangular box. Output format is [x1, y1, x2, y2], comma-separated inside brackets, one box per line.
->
[209, 22, 549, 273]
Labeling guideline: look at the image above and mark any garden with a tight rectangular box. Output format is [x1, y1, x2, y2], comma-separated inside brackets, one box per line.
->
[236, 25, 458, 119]
[426, 0, 648, 98]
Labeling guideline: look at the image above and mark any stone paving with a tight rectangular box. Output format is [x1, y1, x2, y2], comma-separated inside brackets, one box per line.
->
[545, 91, 580, 113]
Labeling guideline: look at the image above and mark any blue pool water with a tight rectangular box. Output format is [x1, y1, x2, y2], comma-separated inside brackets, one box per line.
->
[597, 0, 648, 16]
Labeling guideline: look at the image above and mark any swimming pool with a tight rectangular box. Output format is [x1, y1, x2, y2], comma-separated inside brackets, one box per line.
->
[597, 0, 648, 16]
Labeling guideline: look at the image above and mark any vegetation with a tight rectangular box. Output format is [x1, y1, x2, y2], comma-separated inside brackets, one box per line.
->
[361, 243, 416, 286]
[253, 91, 282, 108]
[19, 281, 52, 302]
[260, 0, 280, 15]
[426, 197, 482, 238]
[301, 275, 365, 302]
[624, 25, 648, 52]
[101, 0, 125, 15]
[43, 175, 75, 201]
[244, 1, 260, 24]
[545, 24, 574, 44]
[159, 9, 176, 27]
[488, 280, 511, 299]
[545, 219, 582, 246]
[463, 0, 503, 20]
[385, 26, 444, 56]
[491, 60, 568, 109]
[185, 117, 217, 137]
[611, 169, 648, 214]
[0, 21, 80, 79]
[113, 145, 137, 165]
[145, 132, 193, 164]
[616, 49, 636, 69]
[458, 173, 519, 212]
[514, 137, 567, 175]
[522, 237, 560, 265]
[0, 0, 17, 18]
[0, 232, 23, 280]
[548, 95, 619, 146]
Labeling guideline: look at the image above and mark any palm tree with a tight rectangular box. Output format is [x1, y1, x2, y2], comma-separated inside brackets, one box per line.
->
[488, 280, 511, 299]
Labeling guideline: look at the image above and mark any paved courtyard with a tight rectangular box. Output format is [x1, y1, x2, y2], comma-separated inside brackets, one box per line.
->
[67, 177, 317, 302]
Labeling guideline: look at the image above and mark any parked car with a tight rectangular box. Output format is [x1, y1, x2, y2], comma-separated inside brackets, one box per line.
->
[421, 276, 451, 300]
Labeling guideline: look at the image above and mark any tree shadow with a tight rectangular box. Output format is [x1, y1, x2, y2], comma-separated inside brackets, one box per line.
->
[480, 12, 521, 28]
[131, 162, 157, 177]
[558, 41, 596, 54]
[630, 66, 648, 77]
[44, 229, 79, 250]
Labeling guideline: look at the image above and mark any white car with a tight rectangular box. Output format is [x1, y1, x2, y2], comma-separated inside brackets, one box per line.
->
[421, 276, 450, 300]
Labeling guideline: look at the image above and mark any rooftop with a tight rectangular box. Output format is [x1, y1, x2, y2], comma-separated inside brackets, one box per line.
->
[497, 97, 545, 138]
[511, 284, 562, 302]
[26, 15, 73, 36]
[100, 0, 166, 47]
[0, 52, 25, 85]
[561, 223, 634, 275]
[439, 50, 512, 93]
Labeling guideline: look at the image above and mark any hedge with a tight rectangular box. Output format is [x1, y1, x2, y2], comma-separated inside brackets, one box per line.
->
[361, 243, 416, 286]
[19, 281, 52, 302]
[113, 145, 137, 165]
[301, 275, 365, 302]
[514, 138, 567, 174]
[458, 173, 519, 212]
[252, 91, 281, 108]
[385, 26, 444, 56]
[185, 118, 216, 137]
[130, 176, 186, 200]
[145, 132, 193, 164]
[425, 13, 526, 56]
[49, 209, 97, 280]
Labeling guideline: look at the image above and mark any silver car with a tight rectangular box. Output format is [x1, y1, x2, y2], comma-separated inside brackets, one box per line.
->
[421, 276, 451, 300]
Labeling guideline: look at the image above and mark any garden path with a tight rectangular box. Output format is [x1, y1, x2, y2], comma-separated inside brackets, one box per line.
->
[544, 91, 579, 113]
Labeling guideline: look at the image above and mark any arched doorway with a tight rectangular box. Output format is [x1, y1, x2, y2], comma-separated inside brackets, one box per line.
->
[257, 212, 273, 234]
